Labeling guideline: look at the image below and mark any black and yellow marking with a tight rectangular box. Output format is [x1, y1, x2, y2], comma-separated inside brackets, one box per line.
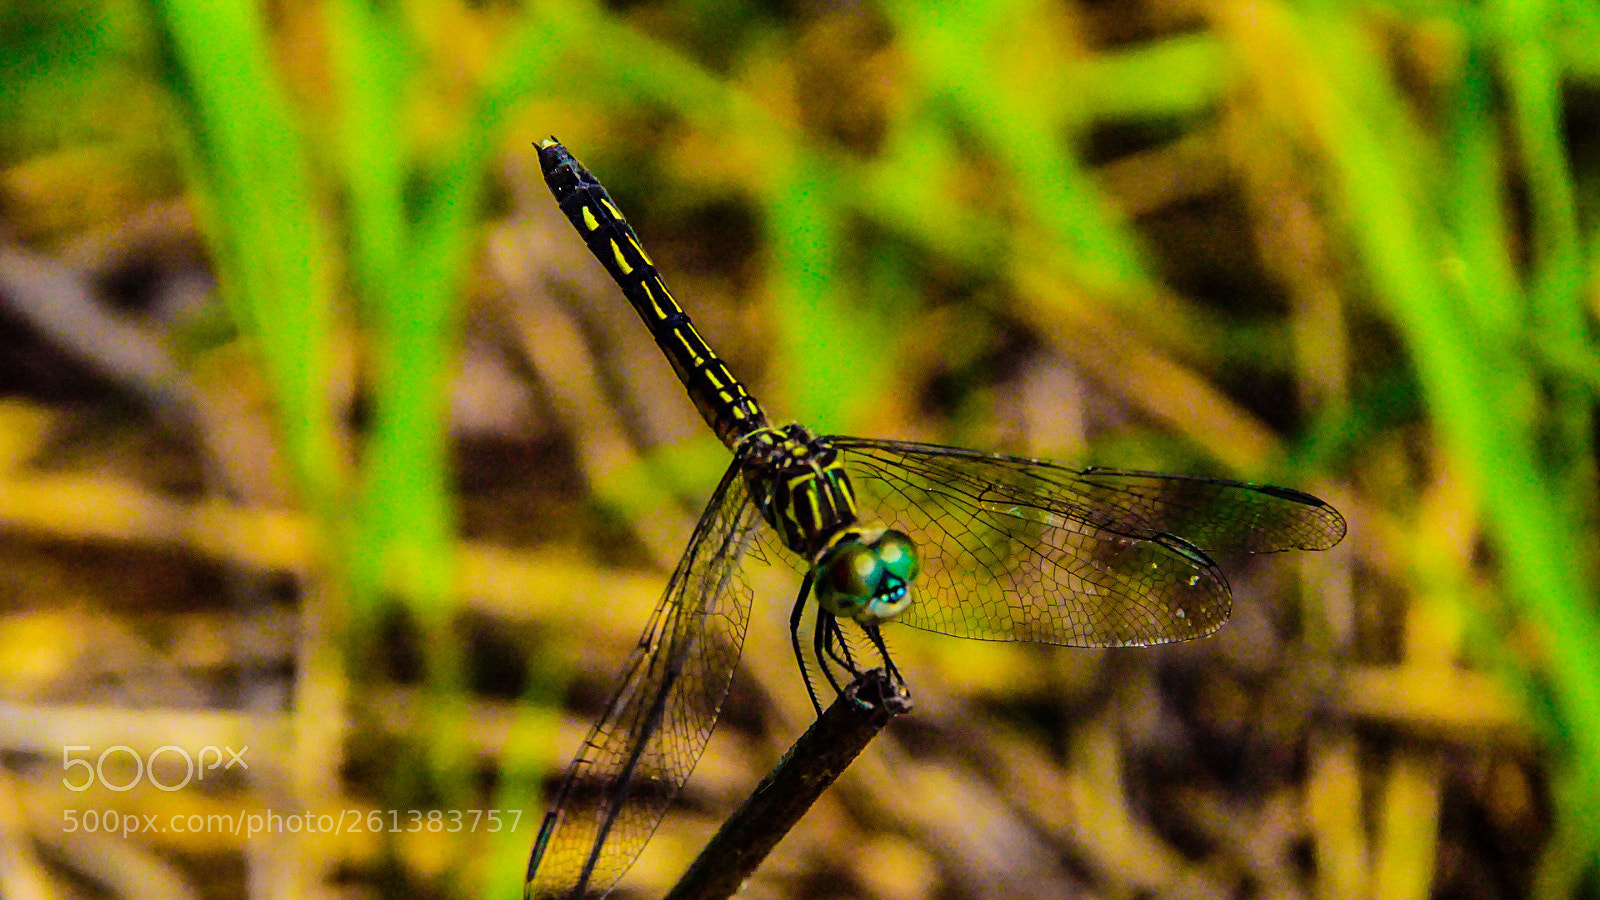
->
[738, 424, 858, 556]
[538, 139, 767, 449]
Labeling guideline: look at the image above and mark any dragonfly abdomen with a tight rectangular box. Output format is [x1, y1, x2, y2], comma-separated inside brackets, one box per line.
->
[538, 139, 768, 447]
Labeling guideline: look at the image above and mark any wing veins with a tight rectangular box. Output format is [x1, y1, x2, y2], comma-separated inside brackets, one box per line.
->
[528, 458, 763, 899]
[833, 440, 1237, 647]
[844, 446, 1164, 542]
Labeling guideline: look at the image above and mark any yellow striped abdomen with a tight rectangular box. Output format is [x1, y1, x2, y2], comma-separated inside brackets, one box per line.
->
[538, 139, 768, 448]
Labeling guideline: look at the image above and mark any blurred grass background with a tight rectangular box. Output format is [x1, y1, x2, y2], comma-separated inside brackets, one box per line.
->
[0, 0, 1597, 898]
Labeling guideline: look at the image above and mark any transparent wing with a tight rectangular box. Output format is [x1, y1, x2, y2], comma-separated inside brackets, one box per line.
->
[1071, 465, 1346, 555]
[527, 459, 764, 900]
[830, 439, 1346, 647]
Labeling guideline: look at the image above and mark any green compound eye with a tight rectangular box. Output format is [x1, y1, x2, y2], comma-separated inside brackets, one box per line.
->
[814, 530, 920, 623]
[817, 543, 883, 613]
[875, 530, 919, 583]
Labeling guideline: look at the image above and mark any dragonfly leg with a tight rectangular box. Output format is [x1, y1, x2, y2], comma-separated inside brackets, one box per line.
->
[812, 607, 850, 703]
[789, 571, 826, 716]
[862, 624, 905, 689]
[822, 613, 860, 677]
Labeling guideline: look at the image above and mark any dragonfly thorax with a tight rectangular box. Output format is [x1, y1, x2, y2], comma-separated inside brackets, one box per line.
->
[813, 526, 920, 624]
[738, 424, 861, 557]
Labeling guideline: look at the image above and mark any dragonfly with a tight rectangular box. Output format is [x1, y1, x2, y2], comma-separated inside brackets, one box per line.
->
[525, 139, 1347, 900]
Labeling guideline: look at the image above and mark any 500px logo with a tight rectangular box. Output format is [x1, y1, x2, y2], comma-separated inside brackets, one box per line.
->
[61, 746, 248, 792]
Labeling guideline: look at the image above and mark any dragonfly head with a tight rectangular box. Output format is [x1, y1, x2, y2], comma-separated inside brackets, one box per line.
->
[813, 527, 920, 624]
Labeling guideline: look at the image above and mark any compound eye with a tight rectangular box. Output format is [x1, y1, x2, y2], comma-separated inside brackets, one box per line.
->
[817, 543, 883, 611]
[874, 530, 919, 583]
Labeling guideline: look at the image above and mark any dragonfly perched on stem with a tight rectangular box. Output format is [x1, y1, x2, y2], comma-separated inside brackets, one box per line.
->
[525, 139, 1347, 900]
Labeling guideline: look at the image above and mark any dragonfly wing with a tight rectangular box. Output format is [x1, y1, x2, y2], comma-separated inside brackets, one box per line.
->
[830, 439, 1345, 648]
[527, 459, 764, 900]
[1072, 466, 1346, 554]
